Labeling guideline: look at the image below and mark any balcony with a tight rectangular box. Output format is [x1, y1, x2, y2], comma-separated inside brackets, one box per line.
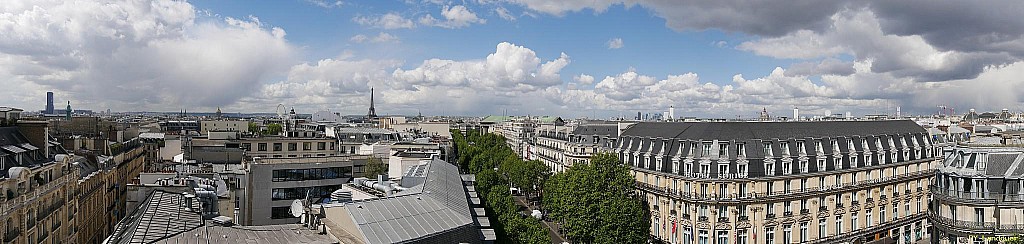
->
[784, 211, 793, 217]
[717, 217, 729, 222]
[738, 215, 749, 222]
[835, 202, 844, 208]
[4, 230, 19, 243]
[930, 213, 1024, 233]
[801, 209, 810, 215]
[818, 206, 828, 212]
[681, 213, 690, 219]
[931, 186, 1024, 203]
[765, 213, 776, 219]
[698, 216, 709, 222]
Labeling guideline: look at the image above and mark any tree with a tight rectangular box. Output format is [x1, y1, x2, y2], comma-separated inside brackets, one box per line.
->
[544, 152, 649, 244]
[476, 169, 504, 197]
[247, 122, 260, 134]
[265, 123, 283, 135]
[365, 156, 387, 178]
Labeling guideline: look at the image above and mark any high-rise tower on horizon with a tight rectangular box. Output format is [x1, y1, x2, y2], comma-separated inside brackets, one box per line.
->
[367, 87, 377, 119]
[45, 91, 54, 114]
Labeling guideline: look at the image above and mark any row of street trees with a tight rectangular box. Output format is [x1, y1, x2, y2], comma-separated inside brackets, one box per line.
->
[453, 130, 550, 243]
[453, 129, 651, 243]
[543, 153, 649, 243]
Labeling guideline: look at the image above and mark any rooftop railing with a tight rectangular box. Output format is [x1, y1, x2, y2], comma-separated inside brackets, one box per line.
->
[634, 170, 932, 202]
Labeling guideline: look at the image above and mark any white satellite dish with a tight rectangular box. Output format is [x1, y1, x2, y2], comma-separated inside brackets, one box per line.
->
[215, 177, 230, 197]
[290, 199, 304, 218]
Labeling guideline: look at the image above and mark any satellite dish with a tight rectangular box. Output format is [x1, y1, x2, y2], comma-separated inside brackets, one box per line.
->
[290, 199, 304, 218]
[215, 177, 230, 197]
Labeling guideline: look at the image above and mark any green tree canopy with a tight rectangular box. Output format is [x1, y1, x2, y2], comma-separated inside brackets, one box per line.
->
[365, 156, 387, 178]
[265, 123, 283, 135]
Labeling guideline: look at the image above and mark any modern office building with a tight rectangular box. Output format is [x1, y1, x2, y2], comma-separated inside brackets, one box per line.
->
[620, 121, 939, 244]
[241, 155, 368, 225]
[45, 92, 54, 115]
[930, 146, 1024, 243]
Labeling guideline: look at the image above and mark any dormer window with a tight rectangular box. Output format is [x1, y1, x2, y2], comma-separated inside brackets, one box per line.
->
[781, 142, 790, 156]
[763, 142, 773, 157]
[831, 139, 840, 154]
[736, 143, 746, 158]
[815, 141, 824, 154]
[702, 143, 713, 157]
[848, 139, 856, 153]
[719, 143, 729, 158]
[690, 142, 698, 157]
[796, 141, 806, 155]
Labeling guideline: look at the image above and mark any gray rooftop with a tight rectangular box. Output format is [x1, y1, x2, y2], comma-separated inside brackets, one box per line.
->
[106, 190, 337, 244]
[321, 158, 476, 244]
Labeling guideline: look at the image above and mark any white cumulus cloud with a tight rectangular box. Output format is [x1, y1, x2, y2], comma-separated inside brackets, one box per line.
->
[607, 38, 624, 49]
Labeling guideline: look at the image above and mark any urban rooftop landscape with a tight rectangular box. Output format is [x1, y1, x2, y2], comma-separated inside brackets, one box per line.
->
[2, 1, 1024, 244]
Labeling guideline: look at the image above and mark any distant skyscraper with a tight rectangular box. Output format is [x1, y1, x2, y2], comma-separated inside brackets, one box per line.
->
[45, 91, 54, 114]
[367, 87, 377, 119]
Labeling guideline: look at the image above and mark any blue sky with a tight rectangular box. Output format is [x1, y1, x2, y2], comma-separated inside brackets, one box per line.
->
[2, 0, 1023, 118]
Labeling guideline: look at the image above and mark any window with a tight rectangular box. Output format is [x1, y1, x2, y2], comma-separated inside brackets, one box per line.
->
[783, 161, 791, 175]
[836, 175, 842, 186]
[765, 228, 775, 244]
[800, 160, 809, 173]
[737, 143, 746, 157]
[702, 143, 712, 157]
[767, 202, 775, 216]
[700, 164, 710, 177]
[975, 208, 984, 223]
[801, 179, 807, 192]
[739, 183, 748, 197]
[718, 164, 729, 178]
[815, 141, 823, 153]
[272, 167, 352, 182]
[783, 224, 792, 244]
[797, 141, 805, 154]
[764, 142, 773, 156]
[271, 206, 298, 219]
[818, 158, 826, 171]
[836, 216, 843, 235]
[718, 205, 728, 219]
[699, 204, 708, 218]
[880, 206, 886, 223]
[785, 201, 792, 213]
[851, 155, 858, 168]
[719, 143, 729, 157]
[866, 210, 873, 226]
[737, 163, 748, 178]
[737, 229, 748, 244]
[303, 142, 311, 150]
[288, 143, 297, 151]
[318, 142, 326, 150]
[785, 180, 792, 194]
[738, 205, 748, 217]
[800, 222, 808, 242]
[765, 162, 775, 176]
[781, 142, 790, 155]
[271, 185, 343, 201]
[258, 143, 267, 151]
[717, 231, 729, 244]
[719, 184, 729, 199]
[273, 143, 283, 151]
[851, 214, 859, 231]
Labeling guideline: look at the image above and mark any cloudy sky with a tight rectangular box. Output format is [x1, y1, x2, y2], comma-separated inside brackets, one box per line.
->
[2, 0, 1023, 118]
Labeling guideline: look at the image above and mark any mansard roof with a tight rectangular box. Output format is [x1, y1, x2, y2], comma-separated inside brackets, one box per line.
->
[620, 120, 925, 141]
